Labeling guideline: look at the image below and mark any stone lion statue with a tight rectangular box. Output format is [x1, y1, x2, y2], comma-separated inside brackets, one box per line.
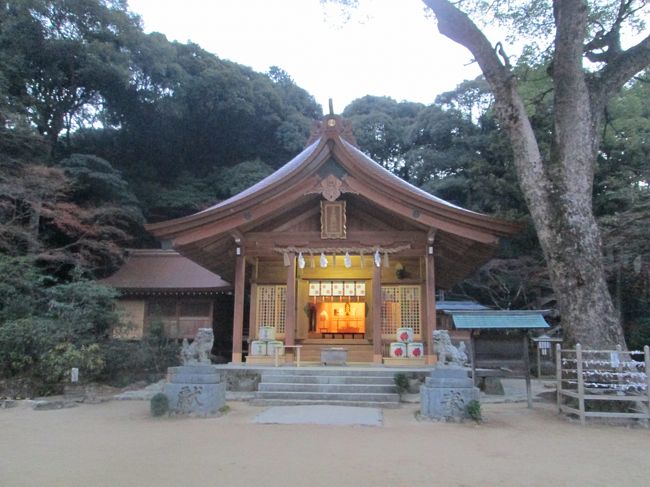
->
[433, 330, 468, 367]
[180, 328, 214, 365]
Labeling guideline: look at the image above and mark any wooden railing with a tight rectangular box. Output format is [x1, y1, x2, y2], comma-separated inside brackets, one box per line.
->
[556, 344, 650, 425]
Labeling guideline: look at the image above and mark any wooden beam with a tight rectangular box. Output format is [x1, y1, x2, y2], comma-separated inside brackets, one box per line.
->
[244, 230, 427, 246]
[231, 254, 246, 363]
[372, 262, 382, 363]
[271, 205, 320, 232]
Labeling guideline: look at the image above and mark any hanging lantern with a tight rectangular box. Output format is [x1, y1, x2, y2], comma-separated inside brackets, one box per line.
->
[298, 252, 305, 269]
[320, 252, 328, 268]
[383, 252, 390, 267]
[283, 252, 290, 267]
[374, 250, 381, 268]
[344, 251, 352, 268]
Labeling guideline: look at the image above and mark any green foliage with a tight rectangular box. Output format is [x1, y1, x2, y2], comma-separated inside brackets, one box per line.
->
[0, 256, 50, 321]
[0, 0, 139, 149]
[39, 342, 104, 384]
[150, 393, 169, 417]
[394, 373, 410, 395]
[0, 256, 123, 383]
[99, 329, 179, 387]
[212, 159, 275, 199]
[0, 317, 57, 375]
[466, 400, 482, 422]
[45, 277, 120, 338]
[596, 75, 650, 216]
[57, 154, 141, 208]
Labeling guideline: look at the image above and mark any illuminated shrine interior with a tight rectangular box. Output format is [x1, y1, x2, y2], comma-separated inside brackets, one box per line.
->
[311, 301, 366, 336]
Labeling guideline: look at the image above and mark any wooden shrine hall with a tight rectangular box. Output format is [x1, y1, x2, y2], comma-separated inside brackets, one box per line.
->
[146, 113, 518, 365]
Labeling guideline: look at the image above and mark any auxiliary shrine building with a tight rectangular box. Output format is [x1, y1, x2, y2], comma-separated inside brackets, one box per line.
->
[146, 114, 518, 365]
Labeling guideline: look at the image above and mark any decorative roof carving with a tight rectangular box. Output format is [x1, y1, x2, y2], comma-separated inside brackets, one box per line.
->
[306, 174, 358, 201]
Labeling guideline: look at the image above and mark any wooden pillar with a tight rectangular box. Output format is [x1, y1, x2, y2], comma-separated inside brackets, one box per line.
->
[249, 283, 258, 340]
[372, 261, 382, 364]
[555, 343, 562, 414]
[523, 332, 532, 409]
[284, 252, 297, 353]
[470, 330, 477, 386]
[231, 254, 246, 363]
[424, 251, 437, 365]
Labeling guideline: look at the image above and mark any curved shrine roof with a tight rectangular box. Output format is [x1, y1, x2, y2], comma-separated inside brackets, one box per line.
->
[145, 114, 519, 285]
[147, 115, 518, 242]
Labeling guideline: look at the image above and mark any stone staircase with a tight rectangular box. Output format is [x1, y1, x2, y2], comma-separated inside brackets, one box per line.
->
[251, 368, 401, 408]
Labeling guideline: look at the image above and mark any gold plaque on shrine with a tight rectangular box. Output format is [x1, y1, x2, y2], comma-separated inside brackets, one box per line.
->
[321, 200, 346, 239]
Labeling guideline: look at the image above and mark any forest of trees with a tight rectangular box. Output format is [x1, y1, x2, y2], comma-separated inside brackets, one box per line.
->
[0, 0, 648, 392]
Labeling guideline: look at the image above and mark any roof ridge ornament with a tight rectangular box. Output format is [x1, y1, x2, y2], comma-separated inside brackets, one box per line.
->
[305, 102, 358, 147]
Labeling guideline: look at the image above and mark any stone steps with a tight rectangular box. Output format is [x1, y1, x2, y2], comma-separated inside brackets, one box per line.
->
[254, 391, 400, 401]
[252, 368, 400, 408]
[261, 375, 395, 385]
[258, 383, 396, 393]
[259, 368, 398, 377]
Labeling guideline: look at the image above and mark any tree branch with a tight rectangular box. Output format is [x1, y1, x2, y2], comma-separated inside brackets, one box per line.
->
[423, 0, 511, 90]
[592, 33, 650, 106]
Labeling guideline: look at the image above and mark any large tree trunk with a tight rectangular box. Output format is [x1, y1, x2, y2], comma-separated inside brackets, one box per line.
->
[423, 0, 649, 348]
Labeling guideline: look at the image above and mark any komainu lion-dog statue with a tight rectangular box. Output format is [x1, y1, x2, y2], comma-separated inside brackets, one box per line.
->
[180, 328, 214, 365]
[432, 330, 468, 366]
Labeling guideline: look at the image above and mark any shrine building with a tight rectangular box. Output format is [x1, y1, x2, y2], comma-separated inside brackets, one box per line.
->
[146, 113, 518, 365]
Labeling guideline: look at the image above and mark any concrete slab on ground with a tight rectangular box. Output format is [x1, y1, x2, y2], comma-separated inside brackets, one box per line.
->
[254, 405, 383, 426]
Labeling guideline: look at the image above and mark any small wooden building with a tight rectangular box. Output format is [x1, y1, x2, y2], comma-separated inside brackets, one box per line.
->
[146, 114, 518, 364]
[100, 249, 231, 340]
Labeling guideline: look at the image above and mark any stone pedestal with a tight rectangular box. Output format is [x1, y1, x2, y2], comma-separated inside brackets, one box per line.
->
[420, 366, 479, 421]
[163, 365, 225, 415]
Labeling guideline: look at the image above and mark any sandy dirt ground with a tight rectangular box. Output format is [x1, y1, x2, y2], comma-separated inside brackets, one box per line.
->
[1, 400, 648, 487]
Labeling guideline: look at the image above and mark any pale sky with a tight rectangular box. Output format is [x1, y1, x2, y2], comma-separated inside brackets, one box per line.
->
[126, 0, 485, 112]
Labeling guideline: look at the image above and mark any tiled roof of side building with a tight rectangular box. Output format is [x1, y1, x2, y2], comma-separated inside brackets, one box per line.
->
[99, 249, 231, 291]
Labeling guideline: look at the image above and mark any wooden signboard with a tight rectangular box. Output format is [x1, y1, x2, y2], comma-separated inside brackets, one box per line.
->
[321, 200, 346, 239]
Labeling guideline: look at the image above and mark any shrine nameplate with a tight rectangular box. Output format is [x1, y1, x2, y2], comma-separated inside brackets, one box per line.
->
[321, 200, 346, 239]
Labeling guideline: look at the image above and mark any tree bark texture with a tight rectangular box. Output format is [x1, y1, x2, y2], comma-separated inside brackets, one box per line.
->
[424, 0, 650, 348]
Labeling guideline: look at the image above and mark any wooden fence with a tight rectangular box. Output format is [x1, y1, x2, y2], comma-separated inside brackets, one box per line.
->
[556, 344, 650, 425]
